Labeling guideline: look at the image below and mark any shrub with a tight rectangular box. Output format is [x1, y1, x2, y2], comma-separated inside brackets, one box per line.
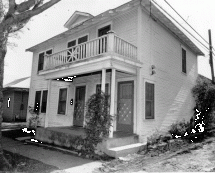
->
[147, 129, 162, 145]
[168, 119, 190, 139]
[84, 91, 113, 156]
[192, 76, 215, 133]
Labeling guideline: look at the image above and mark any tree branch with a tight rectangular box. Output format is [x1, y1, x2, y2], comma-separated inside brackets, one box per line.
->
[16, 0, 41, 13]
[6, 0, 16, 16]
[0, 0, 61, 32]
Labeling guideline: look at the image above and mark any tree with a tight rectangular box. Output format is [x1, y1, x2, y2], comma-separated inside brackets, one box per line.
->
[0, 0, 61, 170]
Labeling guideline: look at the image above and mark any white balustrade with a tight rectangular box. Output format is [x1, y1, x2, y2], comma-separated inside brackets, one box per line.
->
[44, 34, 137, 70]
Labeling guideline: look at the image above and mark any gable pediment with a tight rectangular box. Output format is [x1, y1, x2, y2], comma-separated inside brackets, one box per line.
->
[64, 11, 94, 29]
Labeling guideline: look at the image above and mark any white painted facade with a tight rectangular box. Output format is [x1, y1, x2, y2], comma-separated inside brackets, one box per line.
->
[27, 0, 203, 142]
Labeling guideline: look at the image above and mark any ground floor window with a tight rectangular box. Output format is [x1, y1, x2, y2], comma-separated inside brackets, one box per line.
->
[34, 90, 48, 114]
[145, 82, 155, 119]
[58, 88, 67, 115]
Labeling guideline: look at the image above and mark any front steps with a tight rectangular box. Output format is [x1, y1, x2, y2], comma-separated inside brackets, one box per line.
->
[106, 143, 146, 158]
[104, 133, 146, 158]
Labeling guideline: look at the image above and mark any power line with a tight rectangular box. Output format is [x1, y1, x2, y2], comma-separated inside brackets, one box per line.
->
[151, 0, 209, 52]
[163, 0, 210, 46]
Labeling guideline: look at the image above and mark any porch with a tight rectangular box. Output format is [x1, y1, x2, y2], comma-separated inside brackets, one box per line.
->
[40, 34, 143, 140]
[35, 126, 146, 158]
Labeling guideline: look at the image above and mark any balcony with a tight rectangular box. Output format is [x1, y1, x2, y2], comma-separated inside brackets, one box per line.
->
[43, 32, 139, 72]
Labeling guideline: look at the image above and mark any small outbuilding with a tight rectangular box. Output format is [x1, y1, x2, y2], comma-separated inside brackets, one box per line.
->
[3, 77, 30, 122]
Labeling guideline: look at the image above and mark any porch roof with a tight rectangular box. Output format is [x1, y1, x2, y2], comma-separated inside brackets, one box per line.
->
[26, 0, 204, 56]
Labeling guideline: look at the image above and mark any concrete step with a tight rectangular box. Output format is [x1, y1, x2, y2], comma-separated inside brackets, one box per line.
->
[105, 142, 146, 158]
[104, 134, 139, 149]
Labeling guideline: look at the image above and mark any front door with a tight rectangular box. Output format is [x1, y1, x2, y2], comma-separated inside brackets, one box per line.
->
[117, 81, 134, 133]
[98, 25, 110, 54]
[73, 86, 86, 126]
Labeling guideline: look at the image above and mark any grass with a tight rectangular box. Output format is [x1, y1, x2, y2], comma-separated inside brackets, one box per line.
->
[2, 128, 60, 172]
[3, 150, 59, 173]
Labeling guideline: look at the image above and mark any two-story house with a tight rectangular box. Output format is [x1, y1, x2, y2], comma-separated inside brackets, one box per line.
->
[26, 0, 204, 157]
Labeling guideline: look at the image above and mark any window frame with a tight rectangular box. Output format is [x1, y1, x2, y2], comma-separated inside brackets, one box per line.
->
[182, 47, 187, 74]
[57, 88, 68, 115]
[37, 49, 53, 72]
[145, 82, 155, 119]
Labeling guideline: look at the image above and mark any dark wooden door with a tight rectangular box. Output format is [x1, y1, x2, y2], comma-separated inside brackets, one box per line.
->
[73, 86, 86, 126]
[117, 81, 134, 133]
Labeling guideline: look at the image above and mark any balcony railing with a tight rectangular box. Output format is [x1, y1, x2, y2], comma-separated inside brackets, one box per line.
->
[44, 33, 137, 71]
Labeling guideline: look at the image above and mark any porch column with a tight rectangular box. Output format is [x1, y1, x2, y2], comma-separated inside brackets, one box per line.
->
[136, 68, 142, 134]
[45, 79, 52, 128]
[109, 68, 116, 138]
[101, 68, 106, 93]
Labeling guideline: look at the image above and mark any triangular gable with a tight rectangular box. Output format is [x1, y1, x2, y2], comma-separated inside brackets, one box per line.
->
[64, 11, 94, 29]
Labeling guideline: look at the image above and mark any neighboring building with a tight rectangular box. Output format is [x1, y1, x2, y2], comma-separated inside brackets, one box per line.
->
[26, 0, 204, 145]
[3, 77, 30, 122]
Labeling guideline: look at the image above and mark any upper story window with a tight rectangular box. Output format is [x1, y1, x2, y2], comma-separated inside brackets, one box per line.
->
[98, 25, 111, 37]
[38, 49, 52, 72]
[182, 48, 186, 74]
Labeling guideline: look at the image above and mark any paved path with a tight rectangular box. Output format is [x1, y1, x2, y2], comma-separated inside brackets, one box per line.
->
[2, 136, 102, 173]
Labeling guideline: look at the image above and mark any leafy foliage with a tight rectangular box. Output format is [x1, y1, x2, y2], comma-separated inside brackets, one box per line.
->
[192, 76, 215, 132]
[168, 119, 190, 139]
[84, 91, 113, 155]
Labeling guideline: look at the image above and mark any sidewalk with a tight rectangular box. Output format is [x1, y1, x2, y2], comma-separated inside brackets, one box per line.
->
[2, 136, 102, 173]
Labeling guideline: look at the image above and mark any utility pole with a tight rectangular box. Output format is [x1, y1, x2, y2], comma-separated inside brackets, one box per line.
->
[209, 29, 215, 84]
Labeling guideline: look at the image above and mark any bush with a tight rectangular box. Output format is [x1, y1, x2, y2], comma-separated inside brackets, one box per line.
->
[192, 76, 215, 133]
[168, 119, 190, 139]
[84, 91, 113, 156]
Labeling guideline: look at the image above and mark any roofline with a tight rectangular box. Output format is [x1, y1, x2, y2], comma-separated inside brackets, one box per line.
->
[26, 0, 204, 56]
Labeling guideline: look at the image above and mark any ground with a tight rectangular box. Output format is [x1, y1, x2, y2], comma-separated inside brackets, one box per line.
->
[1, 122, 215, 172]
[93, 137, 215, 172]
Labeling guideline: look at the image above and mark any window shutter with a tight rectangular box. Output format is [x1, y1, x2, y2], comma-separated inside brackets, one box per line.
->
[145, 82, 154, 119]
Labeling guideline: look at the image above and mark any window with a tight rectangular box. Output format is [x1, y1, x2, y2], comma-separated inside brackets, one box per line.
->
[145, 82, 154, 119]
[182, 48, 186, 73]
[96, 84, 109, 94]
[38, 49, 52, 72]
[78, 35, 88, 44]
[58, 88, 67, 114]
[7, 98, 11, 108]
[34, 91, 41, 113]
[34, 90, 48, 113]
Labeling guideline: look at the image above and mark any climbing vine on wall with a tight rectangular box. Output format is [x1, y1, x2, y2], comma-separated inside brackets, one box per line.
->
[84, 91, 113, 155]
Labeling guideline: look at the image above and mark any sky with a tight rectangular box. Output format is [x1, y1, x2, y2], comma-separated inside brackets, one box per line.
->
[4, 0, 215, 85]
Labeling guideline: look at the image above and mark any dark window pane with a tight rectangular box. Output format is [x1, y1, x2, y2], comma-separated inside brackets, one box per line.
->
[68, 40, 76, 48]
[58, 88, 67, 114]
[46, 49, 52, 55]
[78, 35, 88, 44]
[34, 91, 41, 113]
[98, 25, 111, 37]
[41, 90, 48, 113]
[145, 82, 154, 119]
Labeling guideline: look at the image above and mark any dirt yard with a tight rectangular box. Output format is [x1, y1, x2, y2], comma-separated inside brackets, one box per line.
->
[94, 137, 215, 172]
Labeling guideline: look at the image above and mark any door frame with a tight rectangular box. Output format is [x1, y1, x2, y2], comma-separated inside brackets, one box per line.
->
[116, 80, 134, 133]
[73, 85, 86, 127]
